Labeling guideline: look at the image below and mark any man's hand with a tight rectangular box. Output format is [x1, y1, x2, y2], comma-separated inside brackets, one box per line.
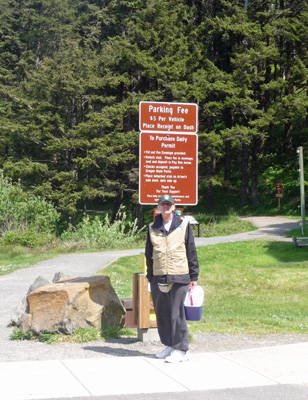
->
[190, 281, 197, 290]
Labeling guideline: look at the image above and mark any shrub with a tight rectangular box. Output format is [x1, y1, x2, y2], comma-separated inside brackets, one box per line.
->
[195, 211, 256, 237]
[0, 170, 60, 246]
[2, 229, 55, 247]
[61, 205, 144, 250]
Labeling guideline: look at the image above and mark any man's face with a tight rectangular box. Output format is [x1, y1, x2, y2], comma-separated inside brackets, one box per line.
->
[159, 201, 175, 216]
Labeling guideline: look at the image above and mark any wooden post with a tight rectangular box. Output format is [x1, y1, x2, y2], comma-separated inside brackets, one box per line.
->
[132, 273, 157, 329]
[132, 254, 157, 330]
[132, 273, 139, 326]
[138, 274, 151, 329]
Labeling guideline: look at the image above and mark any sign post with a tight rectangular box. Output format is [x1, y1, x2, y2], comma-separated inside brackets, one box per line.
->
[275, 182, 283, 211]
[297, 146, 306, 235]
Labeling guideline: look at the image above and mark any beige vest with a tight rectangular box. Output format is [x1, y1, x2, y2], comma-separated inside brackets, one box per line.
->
[149, 218, 189, 276]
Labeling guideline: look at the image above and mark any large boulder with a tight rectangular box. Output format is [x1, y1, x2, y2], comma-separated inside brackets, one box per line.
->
[18, 276, 126, 334]
[10, 276, 51, 327]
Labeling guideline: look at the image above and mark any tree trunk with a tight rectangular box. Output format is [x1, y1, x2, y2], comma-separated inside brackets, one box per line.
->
[71, 97, 77, 129]
[240, 143, 249, 207]
[137, 205, 145, 230]
[283, 120, 292, 156]
[112, 189, 124, 221]
[251, 140, 259, 205]
[224, 140, 232, 189]
[223, 110, 232, 190]
[67, 213, 77, 228]
[131, 198, 137, 221]
[206, 156, 216, 210]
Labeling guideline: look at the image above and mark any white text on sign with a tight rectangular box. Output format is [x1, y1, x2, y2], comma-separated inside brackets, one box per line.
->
[139, 132, 198, 205]
[139, 101, 198, 134]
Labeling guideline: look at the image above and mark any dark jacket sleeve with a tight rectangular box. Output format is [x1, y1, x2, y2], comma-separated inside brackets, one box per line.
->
[145, 228, 153, 282]
[185, 222, 199, 282]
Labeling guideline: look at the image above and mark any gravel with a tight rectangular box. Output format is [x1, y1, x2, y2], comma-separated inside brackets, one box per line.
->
[2, 331, 308, 362]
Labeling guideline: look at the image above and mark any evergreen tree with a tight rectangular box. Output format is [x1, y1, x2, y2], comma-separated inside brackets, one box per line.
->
[1, 0, 308, 218]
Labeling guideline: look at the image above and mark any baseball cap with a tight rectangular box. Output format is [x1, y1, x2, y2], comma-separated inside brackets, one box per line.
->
[158, 195, 174, 205]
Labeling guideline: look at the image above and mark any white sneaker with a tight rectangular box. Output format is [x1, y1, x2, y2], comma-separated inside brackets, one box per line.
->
[165, 349, 189, 363]
[155, 346, 174, 359]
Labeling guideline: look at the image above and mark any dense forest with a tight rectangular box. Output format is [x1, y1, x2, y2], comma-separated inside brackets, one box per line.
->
[1, 0, 308, 226]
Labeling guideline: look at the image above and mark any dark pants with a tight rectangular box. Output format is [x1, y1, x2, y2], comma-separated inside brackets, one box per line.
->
[151, 282, 189, 352]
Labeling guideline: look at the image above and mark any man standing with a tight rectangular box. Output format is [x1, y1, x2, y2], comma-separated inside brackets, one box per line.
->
[145, 194, 199, 363]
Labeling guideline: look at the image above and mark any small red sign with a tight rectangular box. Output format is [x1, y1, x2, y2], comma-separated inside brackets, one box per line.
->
[139, 101, 198, 134]
[276, 182, 283, 192]
[275, 193, 283, 198]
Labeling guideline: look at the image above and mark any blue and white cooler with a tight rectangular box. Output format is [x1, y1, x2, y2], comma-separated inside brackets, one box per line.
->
[184, 285, 204, 321]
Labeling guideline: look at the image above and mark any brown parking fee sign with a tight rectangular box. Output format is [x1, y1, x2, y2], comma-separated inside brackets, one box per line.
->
[139, 101, 198, 134]
[139, 132, 198, 205]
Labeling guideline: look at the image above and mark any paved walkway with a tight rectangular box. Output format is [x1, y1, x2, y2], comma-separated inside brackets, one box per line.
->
[1, 341, 308, 399]
[1, 216, 307, 400]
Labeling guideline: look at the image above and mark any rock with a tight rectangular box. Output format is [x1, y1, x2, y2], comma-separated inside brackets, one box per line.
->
[18, 276, 126, 334]
[27, 276, 51, 295]
[52, 272, 71, 283]
[10, 276, 51, 326]
[10, 297, 28, 327]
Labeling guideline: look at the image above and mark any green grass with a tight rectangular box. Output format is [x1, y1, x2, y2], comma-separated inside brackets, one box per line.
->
[0, 243, 122, 276]
[10, 327, 137, 344]
[97, 255, 142, 298]
[100, 240, 308, 335]
[194, 240, 308, 334]
[285, 218, 308, 238]
[195, 213, 257, 237]
[0, 244, 66, 276]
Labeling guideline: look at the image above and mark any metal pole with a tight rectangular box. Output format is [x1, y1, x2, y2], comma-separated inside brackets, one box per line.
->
[297, 146, 306, 235]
